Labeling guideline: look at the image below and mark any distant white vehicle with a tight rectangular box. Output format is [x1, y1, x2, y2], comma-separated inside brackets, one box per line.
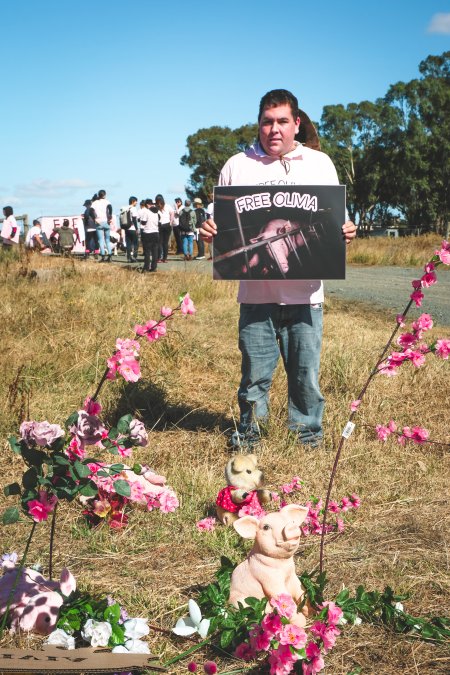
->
[38, 216, 86, 253]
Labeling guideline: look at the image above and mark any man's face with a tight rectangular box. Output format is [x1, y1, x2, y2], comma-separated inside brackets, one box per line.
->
[258, 104, 300, 157]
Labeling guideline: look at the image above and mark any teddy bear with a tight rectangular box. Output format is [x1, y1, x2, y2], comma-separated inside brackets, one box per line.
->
[216, 453, 272, 525]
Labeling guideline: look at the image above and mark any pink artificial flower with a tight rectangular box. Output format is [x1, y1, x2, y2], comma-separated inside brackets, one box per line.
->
[234, 642, 256, 661]
[350, 399, 361, 412]
[397, 332, 418, 348]
[420, 271, 437, 287]
[271, 491, 280, 502]
[249, 624, 272, 651]
[65, 436, 86, 461]
[336, 518, 345, 533]
[129, 482, 146, 503]
[83, 396, 102, 415]
[93, 499, 111, 517]
[303, 641, 325, 674]
[109, 512, 128, 529]
[270, 594, 297, 619]
[160, 306, 173, 317]
[424, 262, 435, 273]
[180, 293, 196, 315]
[196, 517, 217, 532]
[73, 410, 107, 445]
[410, 426, 429, 444]
[403, 348, 426, 368]
[114, 443, 132, 457]
[238, 502, 267, 519]
[261, 612, 283, 637]
[117, 358, 141, 382]
[396, 314, 406, 327]
[436, 242, 450, 265]
[410, 289, 424, 307]
[320, 601, 343, 626]
[402, 426, 413, 440]
[376, 424, 391, 441]
[279, 624, 307, 648]
[187, 662, 198, 672]
[203, 661, 217, 675]
[412, 313, 433, 332]
[310, 622, 340, 652]
[411, 279, 421, 290]
[349, 493, 361, 508]
[435, 338, 450, 359]
[27, 491, 57, 522]
[116, 338, 140, 354]
[327, 500, 340, 514]
[268, 643, 298, 675]
[20, 420, 65, 447]
[158, 489, 179, 513]
[388, 420, 397, 432]
[129, 419, 148, 446]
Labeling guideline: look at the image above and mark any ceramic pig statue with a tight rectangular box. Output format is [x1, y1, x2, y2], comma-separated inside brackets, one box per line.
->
[229, 504, 309, 627]
[0, 566, 76, 634]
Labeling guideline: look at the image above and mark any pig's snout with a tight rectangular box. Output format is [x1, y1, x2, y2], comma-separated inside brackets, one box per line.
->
[283, 522, 301, 541]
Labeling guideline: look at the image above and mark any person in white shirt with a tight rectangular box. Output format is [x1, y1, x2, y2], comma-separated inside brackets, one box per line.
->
[200, 89, 356, 450]
[172, 197, 183, 255]
[139, 200, 160, 272]
[1, 206, 19, 248]
[92, 189, 113, 262]
[155, 194, 174, 263]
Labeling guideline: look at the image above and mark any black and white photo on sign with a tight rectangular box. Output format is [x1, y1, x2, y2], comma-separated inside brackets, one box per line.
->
[212, 185, 346, 280]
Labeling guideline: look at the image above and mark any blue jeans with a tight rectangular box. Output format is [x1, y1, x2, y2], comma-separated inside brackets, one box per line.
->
[237, 303, 324, 443]
[96, 222, 112, 255]
[182, 235, 194, 257]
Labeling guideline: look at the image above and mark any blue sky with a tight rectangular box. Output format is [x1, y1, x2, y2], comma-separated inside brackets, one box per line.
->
[1, 0, 449, 218]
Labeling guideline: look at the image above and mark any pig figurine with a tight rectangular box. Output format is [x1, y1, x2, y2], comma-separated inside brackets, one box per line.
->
[229, 504, 309, 627]
[0, 566, 76, 634]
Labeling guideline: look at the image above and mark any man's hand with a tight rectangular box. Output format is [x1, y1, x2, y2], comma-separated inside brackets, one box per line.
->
[199, 218, 217, 243]
[342, 221, 356, 245]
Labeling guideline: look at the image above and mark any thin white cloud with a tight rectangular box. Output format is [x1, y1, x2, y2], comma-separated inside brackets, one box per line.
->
[427, 12, 450, 34]
[15, 178, 97, 199]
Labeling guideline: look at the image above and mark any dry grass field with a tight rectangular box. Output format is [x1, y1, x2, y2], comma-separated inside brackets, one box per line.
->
[0, 247, 449, 674]
[347, 233, 446, 267]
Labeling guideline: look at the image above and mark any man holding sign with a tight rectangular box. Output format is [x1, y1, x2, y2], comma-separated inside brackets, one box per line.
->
[200, 89, 356, 449]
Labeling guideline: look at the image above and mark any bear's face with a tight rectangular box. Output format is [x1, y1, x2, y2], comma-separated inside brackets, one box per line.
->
[225, 454, 264, 491]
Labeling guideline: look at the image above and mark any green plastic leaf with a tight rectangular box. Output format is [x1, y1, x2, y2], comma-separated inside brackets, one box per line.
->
[22, 467, 38, 490]
[65, 411, 79, 428]
[78, 481, 99, 497]
[113, 479, 131, 498]
[3, 506, 20, 524]
[117, 414, 133, 434]
[104, 602, 121, 623]
[4, 482, 21, 497]
[74, 461, 92, 479]
[8, 436, 22, 454]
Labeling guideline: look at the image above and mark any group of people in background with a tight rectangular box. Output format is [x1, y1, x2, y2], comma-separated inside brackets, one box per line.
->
[1, 191, 212, 274]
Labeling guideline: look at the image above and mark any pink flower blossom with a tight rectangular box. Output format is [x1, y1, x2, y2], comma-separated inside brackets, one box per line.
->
[129, 482, 146, 503]
[65, 436, 86, 461]
[268, 643, 298, 675]
[249, 624, 271, 651]
[160, 306, 173, 317]
[420, 271, 437, 287]
[396, 314, 406, 327]
[187, 662, 198, 672]
[129, 419, 148, 446]
[83, 396, 102, 415]
[261, 612, 283, 637]
[349, 493, 361, 509]
[72, 410, 107, 445]
[410, 289, 424, 307]
[278, 624, 307, 648]
[158, 489, 179, 513]
[303, 641, 325, 674]
[310, 623, 340, 652]
[238, 502, 267, 519]
[203, 661, 217, 675]
[20, 420, 65, 447]
[327, 500, 340, 514]
[336, 518, 345, 533]
[435, 338, 450, 359]
[397, 332, 418, 348]
[412, 313, 433, 332]
[196, 517, 216, 532]
[180, 293, 196, 315]
[376, 424, 391, 441]
[234, 642, 256, 661]
[270, 594, 297, 619]
[388, 420, 397, 432]
[350, 399, 361, 412]
[410, 426, 429, 444]
[403, 348, 426, 368]
[320, 601, 343, 626]
[27, 491, 57, 522]
[436, 241, 450, 265]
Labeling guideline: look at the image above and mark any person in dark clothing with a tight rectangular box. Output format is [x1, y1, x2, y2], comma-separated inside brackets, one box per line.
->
[83, 199, 98, 258]
[139, 203, 160, 272]
[155, 194, 174, 262]
[193, 197, 207, 259]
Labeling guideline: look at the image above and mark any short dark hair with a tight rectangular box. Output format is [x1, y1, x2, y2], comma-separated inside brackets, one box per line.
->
[3, 206, 13, 218]
[175, 197, 182, 203]
[33, 219, 41, 226]
[98, 189, 106, 199]
[63, 219, 70, 226]
[258, 89, 299, 122]
[129, 196, 137, 204]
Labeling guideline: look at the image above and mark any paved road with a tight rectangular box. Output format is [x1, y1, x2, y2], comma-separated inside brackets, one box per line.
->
[325, 266, 450, 326]
[114, 253, 450, 327]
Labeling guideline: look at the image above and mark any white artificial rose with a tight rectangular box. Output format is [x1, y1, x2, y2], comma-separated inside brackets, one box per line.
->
[45, 629, 75, 650]
[81, 619, 112, 647]
[125, 638, 150, 654]
[124, 617, 149, 640]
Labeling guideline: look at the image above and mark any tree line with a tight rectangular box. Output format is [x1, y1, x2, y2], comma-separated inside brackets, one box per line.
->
[181, 51, 449, 235]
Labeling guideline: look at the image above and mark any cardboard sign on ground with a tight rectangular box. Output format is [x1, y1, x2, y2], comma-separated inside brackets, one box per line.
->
[0, 645, 165, 673]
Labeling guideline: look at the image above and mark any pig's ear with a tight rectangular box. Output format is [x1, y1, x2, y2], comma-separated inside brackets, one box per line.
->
[247, 453, 258, 467]
[281, 504, 309, 526]
[59, 568, 76, 596]
[231, 455, 246, 473]
[233, 515, 259, 539]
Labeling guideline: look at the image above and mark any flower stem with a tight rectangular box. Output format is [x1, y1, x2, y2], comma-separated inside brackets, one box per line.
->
[0, 521, 36, 638]
[163, 638, 210, 667]
[48, 502, 58, 580]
